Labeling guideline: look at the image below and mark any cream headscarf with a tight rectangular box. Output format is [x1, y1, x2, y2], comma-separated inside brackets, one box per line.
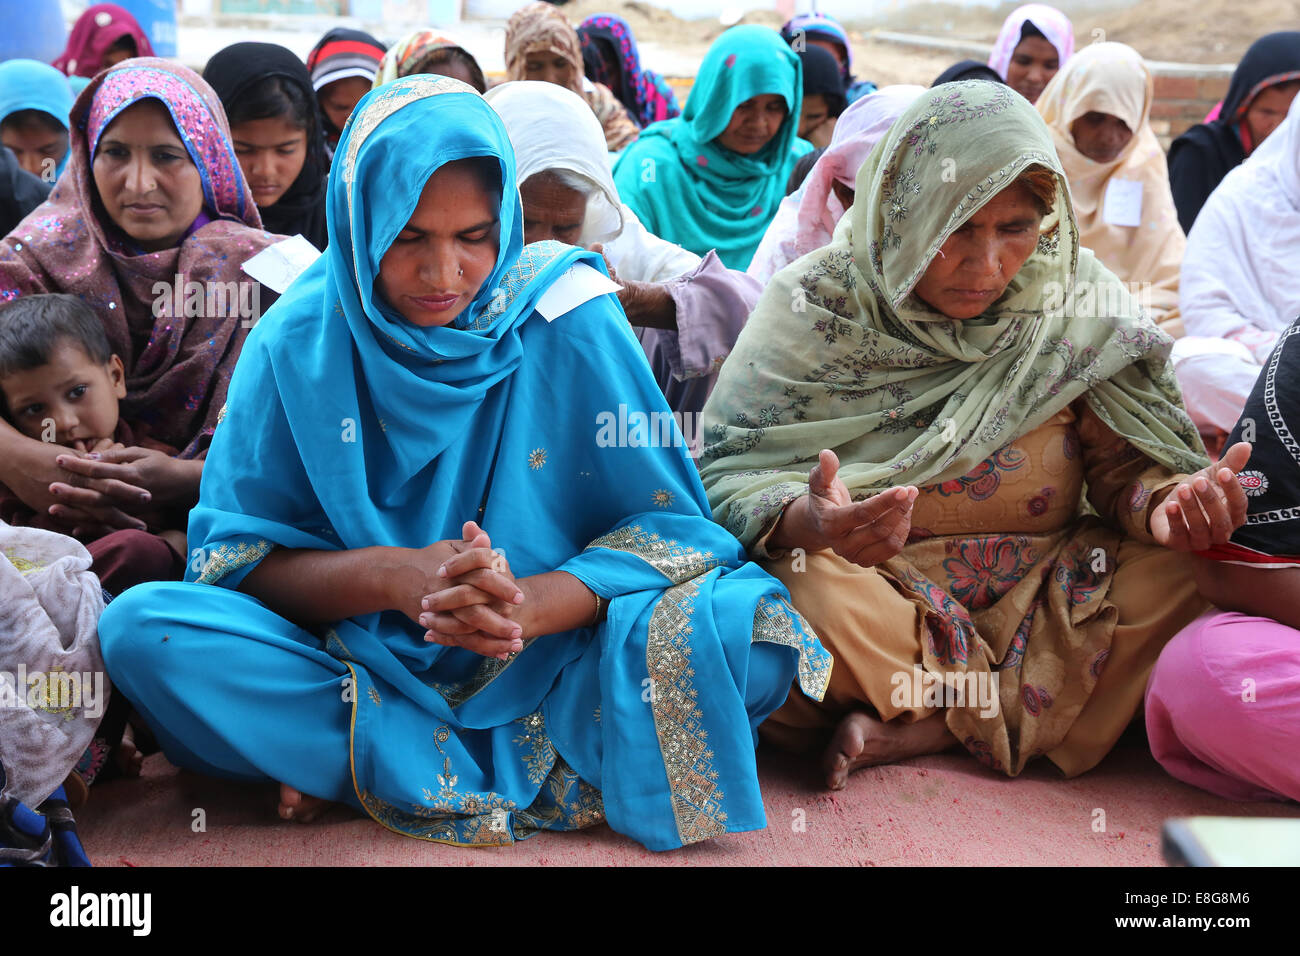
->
[1036, 42, 1185, 328]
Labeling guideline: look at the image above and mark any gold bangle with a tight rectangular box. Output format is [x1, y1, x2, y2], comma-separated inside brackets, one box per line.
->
[590, 591, 603, 627]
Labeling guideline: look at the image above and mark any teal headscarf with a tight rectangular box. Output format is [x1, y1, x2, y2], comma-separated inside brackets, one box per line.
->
[612, 25, 811, 270]
[0, 59, 73, 180]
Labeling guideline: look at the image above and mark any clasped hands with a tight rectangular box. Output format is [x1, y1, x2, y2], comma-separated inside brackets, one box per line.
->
[411, 520, 528, 661]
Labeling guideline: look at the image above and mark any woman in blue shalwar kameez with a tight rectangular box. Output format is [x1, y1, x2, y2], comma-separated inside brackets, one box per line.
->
[97, 76, 829, 852]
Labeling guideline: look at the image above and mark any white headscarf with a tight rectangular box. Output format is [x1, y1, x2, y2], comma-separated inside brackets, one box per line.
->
[1173, 91, 1300, 432]
[485, 79, 624, 246]
[487, 79, 699, 282]
[748, 85, 925, 285]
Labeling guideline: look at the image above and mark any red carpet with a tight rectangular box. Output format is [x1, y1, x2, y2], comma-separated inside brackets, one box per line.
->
[76, 741, 1299, 866]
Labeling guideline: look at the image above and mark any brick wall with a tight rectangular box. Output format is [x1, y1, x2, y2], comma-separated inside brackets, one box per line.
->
[1150, 69, 1233, 148]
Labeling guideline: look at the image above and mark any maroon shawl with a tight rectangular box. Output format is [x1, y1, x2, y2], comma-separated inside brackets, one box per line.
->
[53, 4, 156, 79]
[0, 58, 281, 458]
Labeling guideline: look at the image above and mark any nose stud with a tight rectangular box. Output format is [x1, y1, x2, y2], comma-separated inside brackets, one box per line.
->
[458, 268, 463, 277]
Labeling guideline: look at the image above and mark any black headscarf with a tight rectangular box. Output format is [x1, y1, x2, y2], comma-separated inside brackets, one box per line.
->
[203, 42, 330, 250]
[1168, 31, 1300, 233]
[797, 45, 847, 117]
[0, 146, 51, 238]
[933, 60, 1005, 87]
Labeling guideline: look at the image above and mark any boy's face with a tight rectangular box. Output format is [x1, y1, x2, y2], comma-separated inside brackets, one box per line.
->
[1, 341, 126, 450]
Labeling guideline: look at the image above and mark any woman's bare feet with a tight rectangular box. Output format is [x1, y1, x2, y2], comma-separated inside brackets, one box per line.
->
[277, 783, 333, 823]
[823, 711, 958, 790]
[113, 722, 144, 778]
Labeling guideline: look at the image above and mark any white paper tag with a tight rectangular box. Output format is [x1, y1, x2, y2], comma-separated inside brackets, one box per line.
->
[1102, 178, 1144, 228]
[534, 261, 622, 322]
[241, 234, 322, 294]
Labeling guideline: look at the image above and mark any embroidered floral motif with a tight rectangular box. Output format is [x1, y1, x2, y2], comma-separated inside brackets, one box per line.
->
[935, 447, 1026, 500]
[652, 488, 675, 508]
[528, 448, 547, 470]
[941, 536, 1036, 611]
[367, 685, 381, 706]
[2, 549, 45, 574]
[512, 712, 556, 786]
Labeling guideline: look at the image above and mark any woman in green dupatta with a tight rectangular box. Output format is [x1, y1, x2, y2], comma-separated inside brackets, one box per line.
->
[612, 25, 812, 271]
[698, 80, 1254, 789]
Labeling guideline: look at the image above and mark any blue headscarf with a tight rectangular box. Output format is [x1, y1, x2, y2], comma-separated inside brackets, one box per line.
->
[187, 76, 829, 850]
[0, 59, 73, 179]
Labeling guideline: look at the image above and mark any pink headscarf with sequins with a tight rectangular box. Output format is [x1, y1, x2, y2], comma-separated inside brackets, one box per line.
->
[0, 58, 281, 458]
[53, 4, 156, 79]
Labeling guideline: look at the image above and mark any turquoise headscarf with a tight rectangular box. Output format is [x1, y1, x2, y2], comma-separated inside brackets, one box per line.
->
[185, 76, 828, 850]
[0, 59, 73, 179]
[612, 25, 811, 270]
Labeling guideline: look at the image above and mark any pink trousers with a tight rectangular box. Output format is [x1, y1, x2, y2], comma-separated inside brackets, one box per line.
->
[1146, 609, 1300, 802]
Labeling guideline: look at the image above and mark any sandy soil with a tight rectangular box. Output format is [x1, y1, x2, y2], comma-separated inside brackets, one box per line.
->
[548, 0, 1300, 85]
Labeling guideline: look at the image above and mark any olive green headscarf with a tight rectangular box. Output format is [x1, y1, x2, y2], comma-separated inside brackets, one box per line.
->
[699, 80, 1207, 550]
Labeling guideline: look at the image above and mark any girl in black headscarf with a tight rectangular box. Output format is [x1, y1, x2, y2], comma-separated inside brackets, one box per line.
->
[796, 45, 846, 149]
[205, 42, 331, 250]
[1168, 31, 1300, 233]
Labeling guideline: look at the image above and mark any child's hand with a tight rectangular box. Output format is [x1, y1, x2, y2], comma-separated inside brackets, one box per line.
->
[418, 521, 526, 660]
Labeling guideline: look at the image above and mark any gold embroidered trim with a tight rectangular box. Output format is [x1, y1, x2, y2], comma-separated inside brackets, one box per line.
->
[195, 539, 272, 585]
[434, 638, 536, 708]
[647, 578, 728, 845]
[585, 524, 720, 585]
[512, 712, 555, 786]
[751, 594, 832, 702]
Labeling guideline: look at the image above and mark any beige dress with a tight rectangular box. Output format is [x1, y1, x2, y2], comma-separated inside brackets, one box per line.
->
[761, 399, 1207, 777]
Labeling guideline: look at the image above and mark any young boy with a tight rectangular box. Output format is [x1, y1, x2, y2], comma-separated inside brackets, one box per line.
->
[0, 293, 187, 572]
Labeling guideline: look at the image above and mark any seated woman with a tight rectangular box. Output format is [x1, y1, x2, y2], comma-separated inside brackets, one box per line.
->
[987, 4, 1072, 104]
[780, 13, 876, 105]
[577, 13, 680, 129]
[1168, 31, 1300, 233]
[796, 46, 847, 150]
[305, 28, 387, 155]
[0, 59, 280, 594]
[1146, 319, 1300, 803]
[749, 84, 924, 286]
[1176, 94, 1300, 438]
[614, 26, 812, 272]
[1035, 42, 1185, 329]
[0, 60, 72, 182]
[96, 77, 829, 851]
[205, 43, 331, 251]
[699, 81, 1249, 790]
[53, 3, 153, 80]
[373, 30, 487, 93]
[505, 3, 638, 153]
[489, 79, 762, 420]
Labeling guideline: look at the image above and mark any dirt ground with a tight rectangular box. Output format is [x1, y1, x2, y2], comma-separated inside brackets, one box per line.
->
[549, 0, 1300, 85]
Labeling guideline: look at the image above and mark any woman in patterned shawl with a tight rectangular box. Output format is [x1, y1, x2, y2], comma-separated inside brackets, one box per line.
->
[97, 77, 828, 852]
[577, 13, 680, 129]
[0, 59, 278, 554]
[698, 81, 1252, 790]
[504, 2, 639, 153]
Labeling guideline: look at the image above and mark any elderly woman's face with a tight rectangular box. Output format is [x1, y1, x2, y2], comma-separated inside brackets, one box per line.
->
[91, 98, 203, 252]
[523, 52, 575, 88]
[912, 181, 1043, 320]
[377, 160, 500, 327]
[519, 172, 587, 245]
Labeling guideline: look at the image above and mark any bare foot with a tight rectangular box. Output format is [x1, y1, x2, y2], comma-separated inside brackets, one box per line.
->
[113, 723, 144, 778]
[823, 711, 957, 790]
[277, 783, 333, 823]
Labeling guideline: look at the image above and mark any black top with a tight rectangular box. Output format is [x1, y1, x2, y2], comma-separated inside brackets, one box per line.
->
[204, 42, 331, 251]
[933, 60, 1005, 87]
[0, 147, 52, 239]
[1168, 31, 1300, 234]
